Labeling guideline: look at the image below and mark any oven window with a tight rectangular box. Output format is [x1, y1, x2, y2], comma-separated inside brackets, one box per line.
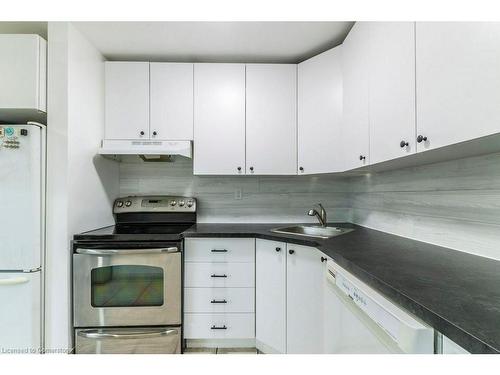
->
[91, 265, 164, 307]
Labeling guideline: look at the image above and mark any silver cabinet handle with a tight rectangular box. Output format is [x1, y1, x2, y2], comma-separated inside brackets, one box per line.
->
[77, 329, 178, 339]
[76, 247, 178, 255]
[0, 277, 29, 286]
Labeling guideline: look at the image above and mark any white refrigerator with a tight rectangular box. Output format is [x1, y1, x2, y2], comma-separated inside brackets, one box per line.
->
[0, 123, 45, 354]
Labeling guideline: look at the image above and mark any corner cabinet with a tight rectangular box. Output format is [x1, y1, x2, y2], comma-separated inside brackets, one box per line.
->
[0, 34, 47, 123]
[286, 244, 325, 354]
[193, 64, 246, 175]
[416, 22, 500, 152]
[368, 22, 416, 164]
[246, 64, 297, 175]
[255, 239, 287, 353]
[342, 22, 370, 170]
[298, 46, 343, 174]
[105, 62, 150, 140]
[256, 239, 325, 354]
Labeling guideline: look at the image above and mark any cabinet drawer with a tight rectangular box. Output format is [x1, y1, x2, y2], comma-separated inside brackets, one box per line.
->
[184, 263, 255, 288]
[185, 288, 255, 313]
[184, 238, 255, 263]
[184, 313, 255, 339]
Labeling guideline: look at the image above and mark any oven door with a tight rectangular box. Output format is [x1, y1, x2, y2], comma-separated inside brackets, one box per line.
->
[73, 247, 181, 327]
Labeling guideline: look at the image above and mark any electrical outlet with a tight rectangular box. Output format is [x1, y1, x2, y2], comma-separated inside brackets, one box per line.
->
[234, 188, 242, 200]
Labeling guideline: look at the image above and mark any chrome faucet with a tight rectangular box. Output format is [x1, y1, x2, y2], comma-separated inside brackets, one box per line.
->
[308, 203, 327, 227]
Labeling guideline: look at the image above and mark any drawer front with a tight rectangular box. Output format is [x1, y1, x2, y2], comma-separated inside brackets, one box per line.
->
[75, 327, 181, 354]
[184, 313, 255, 339]
[185, 263, 255, 288]
[185, 288, 255, 313]
[184, 238, 255, 263]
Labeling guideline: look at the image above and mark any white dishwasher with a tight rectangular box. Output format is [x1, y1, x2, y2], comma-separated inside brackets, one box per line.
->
[324, 259, 434, 354]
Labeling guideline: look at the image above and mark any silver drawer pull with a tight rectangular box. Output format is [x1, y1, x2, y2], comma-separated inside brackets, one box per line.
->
[76, 247, 178, 255]
[211, 249, 228, 253]
[77, 328, 178, 339]
[210, 274, 227, 278]
[211, 325, 227, 330]
[210, 299, 228, 304]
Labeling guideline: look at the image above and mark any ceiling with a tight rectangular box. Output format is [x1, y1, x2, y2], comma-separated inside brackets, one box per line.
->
[74, 22, 354, 63]
[0, 22, 47, 39]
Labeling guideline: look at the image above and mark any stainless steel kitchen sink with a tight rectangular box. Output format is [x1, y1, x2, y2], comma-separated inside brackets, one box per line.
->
[270, 225, 354, 239]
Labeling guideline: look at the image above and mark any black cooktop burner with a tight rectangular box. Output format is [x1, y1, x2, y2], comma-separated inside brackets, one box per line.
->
[73, 195, 197, 243]
[73, 223, 195, 242]
[114, 223, 194, 235]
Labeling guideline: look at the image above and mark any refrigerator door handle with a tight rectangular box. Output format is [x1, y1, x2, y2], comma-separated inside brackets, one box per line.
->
[0, 277, 29, 286]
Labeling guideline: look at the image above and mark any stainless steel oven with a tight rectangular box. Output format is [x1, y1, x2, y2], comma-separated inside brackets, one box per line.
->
[73, 246, 181, 327]
[73, 195, 196, 354]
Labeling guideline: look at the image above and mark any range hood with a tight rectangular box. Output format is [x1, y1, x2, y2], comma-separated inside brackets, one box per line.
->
[99, 139, 192, 162]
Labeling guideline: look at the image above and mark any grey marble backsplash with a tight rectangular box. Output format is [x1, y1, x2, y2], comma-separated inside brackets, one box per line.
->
[349, 152, 500, 260]
[119, 152, 500, 260]
[119, 156, 351, 223]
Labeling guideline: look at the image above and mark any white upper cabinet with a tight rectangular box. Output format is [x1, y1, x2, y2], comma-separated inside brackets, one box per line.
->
[150, 63, 194, 140]
[416, 22, 500, 152]
[193, 64, 246, 175]
[342, 22, 371, 170]
[246, 64, 297, 175]
[0, 35, 46, 117]
[255, 239, 287, 354]
[105, 62, 149, 140]
[369, 22, 416, 164]
[286, 244, 325, 354]
[298, 46, 343, 174]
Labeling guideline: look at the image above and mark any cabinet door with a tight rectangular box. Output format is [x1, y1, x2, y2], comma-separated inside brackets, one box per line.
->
[416, 22, 500, 152]
[286, 244, 324, 354]
[105, 62, 149, 140]
[193, 64, 246, 175]
[150, 63, 193, 140]
[298, 46, 343, 174]
[246, 64, 297, 175]
[342, 22, 371, 170]
[0, 35, 46, 112]
[255, 239, 287, 354]
[369, 22, 416, 164]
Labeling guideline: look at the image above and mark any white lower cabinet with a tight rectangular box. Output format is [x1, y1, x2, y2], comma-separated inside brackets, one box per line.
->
[184, 287, 255, 313]
[286, 244, 325, 354]
[255, 239, 325, 354]
[255, 239, 287, 353]
[183, 238, 255, 344]
[184, 313, 255, 339]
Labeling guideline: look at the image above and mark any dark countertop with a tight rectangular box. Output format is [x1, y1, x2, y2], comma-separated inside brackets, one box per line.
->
[183, 223, 500, 354]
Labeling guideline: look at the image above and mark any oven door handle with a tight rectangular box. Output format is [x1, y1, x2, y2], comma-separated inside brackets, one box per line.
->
[76, 247, 179, 255]
[77, 328, 179, 339]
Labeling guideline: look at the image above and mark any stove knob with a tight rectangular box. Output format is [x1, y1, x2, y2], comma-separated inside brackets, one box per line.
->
[170, 200, 177, 206]
[116, 201, 124, 208]
[125, 201, 132, 207]
[187, 200, 194, 207]
[179, 200, 185, 207]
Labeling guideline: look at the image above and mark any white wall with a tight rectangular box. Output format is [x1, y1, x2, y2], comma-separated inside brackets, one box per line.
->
[46, 22, 119, 351]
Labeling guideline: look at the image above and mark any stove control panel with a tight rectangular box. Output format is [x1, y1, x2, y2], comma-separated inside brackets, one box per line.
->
[113, 195, 197, 213]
